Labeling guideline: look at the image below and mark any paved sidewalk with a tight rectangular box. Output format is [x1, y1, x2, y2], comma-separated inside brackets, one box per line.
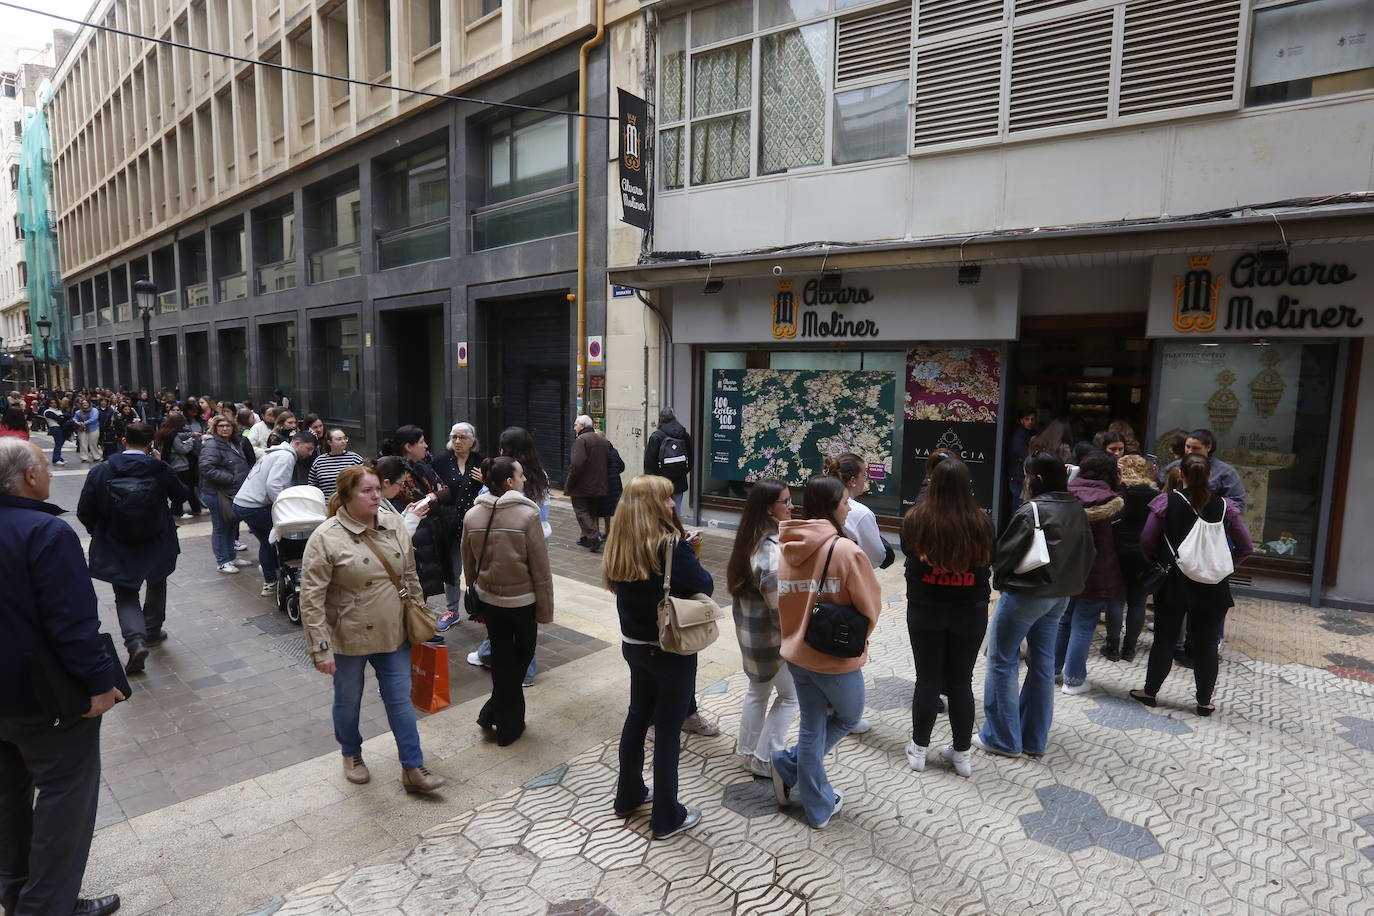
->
[202, 589, 1373, 914]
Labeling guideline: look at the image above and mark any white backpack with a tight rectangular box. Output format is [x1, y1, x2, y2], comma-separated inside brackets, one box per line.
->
[1171, 493, 1234, 585]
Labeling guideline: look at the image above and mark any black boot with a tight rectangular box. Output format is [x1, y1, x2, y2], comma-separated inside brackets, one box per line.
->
[124, 640, 149, 675]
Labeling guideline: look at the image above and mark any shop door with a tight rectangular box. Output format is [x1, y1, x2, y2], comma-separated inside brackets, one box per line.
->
[488, 297, 571, 486]
[1012, 314, 1152, 448]
[380, 307, 445, 445]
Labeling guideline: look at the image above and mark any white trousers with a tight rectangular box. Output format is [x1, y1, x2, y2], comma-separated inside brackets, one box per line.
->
[735, 664, 799, 764]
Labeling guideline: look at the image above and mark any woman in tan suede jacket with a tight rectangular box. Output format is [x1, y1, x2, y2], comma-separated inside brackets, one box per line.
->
[300, 465, 445, 794]
[462, 456, 553, 746]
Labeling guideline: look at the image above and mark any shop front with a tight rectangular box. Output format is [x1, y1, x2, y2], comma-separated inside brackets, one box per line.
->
[1144, 244, 1371, 604]
[670, 267, 1020, 526]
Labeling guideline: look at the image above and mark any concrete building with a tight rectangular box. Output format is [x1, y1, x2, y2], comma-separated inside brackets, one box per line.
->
[0, 45, 63, 391]
[51, 0, 645, 479]
[608, 0, 1374, 610]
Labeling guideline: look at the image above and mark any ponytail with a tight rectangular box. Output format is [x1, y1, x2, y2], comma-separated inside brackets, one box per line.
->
[1179, 453, 1212, 515]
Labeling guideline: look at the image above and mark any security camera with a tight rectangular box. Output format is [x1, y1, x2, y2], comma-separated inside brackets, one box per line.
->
[772, 265, 783, 276]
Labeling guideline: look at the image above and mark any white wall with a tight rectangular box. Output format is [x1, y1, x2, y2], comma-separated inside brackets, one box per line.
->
[1332, 339, 1374, 608]
[654, 95, 1374, 254]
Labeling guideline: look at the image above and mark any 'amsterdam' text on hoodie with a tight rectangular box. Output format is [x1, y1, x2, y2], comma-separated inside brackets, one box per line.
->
[777, 518, 883, 674]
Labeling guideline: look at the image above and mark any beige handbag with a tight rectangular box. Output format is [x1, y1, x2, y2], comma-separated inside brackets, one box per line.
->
[360, 535, 438, 645]
[656, 536, 722, 655]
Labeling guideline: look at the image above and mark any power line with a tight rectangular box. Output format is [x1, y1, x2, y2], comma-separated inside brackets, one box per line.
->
[0, 0, 617, 121]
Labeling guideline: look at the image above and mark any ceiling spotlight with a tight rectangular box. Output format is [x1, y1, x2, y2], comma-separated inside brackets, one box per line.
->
[957, 263, 982, 285]
[819, 269, 843, 294]
[1257, 246, 1289, 271]
[702, 277, 724, 295]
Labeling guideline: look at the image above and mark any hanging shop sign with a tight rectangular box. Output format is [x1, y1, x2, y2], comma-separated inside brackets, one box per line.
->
[678, 268, 1020, 344]
[617, 89, 651, 231]
[1147, 246, 1372, 338]
[899, 346, 1003, 513]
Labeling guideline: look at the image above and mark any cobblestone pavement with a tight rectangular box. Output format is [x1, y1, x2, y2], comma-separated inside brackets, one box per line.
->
[249, 588, 1374, 915]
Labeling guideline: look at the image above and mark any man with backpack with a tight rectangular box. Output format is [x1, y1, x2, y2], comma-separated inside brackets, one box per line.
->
[644, 407, 693, 514]
[76, 421, 189, 675]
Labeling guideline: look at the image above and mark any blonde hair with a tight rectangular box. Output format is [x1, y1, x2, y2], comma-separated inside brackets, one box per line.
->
[602, 475, 684, 590]
[1118, 454, 1158, 490]
[327, 465, 379, 517]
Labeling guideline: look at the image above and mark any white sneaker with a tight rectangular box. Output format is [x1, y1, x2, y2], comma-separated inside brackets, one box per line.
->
[812, 789, 845, 829]
[905, 741, 927, 772]
[682, 713, 720, 737]
[466, 651, 489, 668]
[235, 541, 249, 551]
[941, 745, 973, 778]
[218, 562, 240, 574]
[737, 753, 772, 778]
[261, 582, 277, 596]
[849, 718, 873, 735]
[1061, 681, 1093, 696]
[180, 512, 194, 519]
[232, 558, 254, 567]
[971, 734, 1019, 758]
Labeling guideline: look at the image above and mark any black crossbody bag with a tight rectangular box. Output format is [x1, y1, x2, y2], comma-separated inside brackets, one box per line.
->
[464, 507, 498, 622]
[803, 537, 871, 659]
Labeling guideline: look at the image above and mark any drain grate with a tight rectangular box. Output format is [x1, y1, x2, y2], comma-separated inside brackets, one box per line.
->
[248, 611, 300, 637]
[270, 635, 313, 666]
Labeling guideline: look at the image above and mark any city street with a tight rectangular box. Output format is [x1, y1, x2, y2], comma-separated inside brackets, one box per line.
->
[39, 449, 1374, 915]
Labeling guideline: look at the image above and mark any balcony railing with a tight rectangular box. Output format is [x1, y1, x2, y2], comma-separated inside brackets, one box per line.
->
[217, 272, 248, 301]
[256, 260, 298, 294]
[377, 219, 449, 271]
[158, 290, 180, 313]
[186, 282, 210, 308]
[309, 243, 362, 283]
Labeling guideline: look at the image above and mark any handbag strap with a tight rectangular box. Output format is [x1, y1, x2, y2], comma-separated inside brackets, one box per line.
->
[808, 537, 841, 615]
[1029, 500, 1041, 530]
[360, 530, 411, 600]
[661, 536, 677, 600]
[472, 504, 499, 580]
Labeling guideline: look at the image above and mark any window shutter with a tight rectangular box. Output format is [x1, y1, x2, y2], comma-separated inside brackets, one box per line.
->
[912, 32, 1003, 147]
[1014, 0, 1086, 16]
[1009, 9, 1113, 132]
[917, 0, 1003, 40]
[1118, 0, 1241, 116]
[836, 4, 912, 86]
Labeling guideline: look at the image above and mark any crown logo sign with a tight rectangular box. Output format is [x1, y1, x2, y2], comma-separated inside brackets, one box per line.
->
[1188, 255, 1213, 270]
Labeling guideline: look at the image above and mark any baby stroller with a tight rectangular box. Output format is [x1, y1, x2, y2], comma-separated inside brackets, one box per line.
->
[271, 485, 328, 625]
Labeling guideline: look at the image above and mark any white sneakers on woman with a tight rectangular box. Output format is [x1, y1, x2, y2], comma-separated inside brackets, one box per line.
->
[907, 739, 972, 777]
[217, 562, 240, 574]
[905, 741, 927, 771]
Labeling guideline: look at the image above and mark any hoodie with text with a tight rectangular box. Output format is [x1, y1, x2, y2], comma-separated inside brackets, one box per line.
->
[777, 518, 883, 675]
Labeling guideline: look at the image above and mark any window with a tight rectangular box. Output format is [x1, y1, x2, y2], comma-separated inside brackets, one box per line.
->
[658, 0, 908, 191]
[1247, 0, 1374, 106]
[365, 0, 392, 77]
[254, 205, 297, 293]
[213, 220, 248, 301]
[411, 0, 442, 50]
[315, 315, 362, 421]
[376, 143, 449, 268]
[473, 97, 577, 249]
[307, 178, 362, 281]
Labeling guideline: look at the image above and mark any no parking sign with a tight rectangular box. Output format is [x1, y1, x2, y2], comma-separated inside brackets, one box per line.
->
[587, 336, 603, 366]
[456, 341, 468, 367]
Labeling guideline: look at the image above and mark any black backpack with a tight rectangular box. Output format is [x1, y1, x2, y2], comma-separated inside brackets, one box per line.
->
[104, 474, 166, 544]
[657, 432, 689, 475]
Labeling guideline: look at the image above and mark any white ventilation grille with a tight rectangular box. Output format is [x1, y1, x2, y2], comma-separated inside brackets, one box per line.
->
[1119, 0, 1241, 116]
[917, 0, 1002, 40]
[1014, 0, 1087, 16]
[1009, 9, 1113, 132]
[913, 33, 1002, 147]
[837, 4, 913, 85]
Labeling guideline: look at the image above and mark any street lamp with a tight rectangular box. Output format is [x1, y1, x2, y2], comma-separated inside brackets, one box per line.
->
[134, 277, 157, 392]
[35, 317, 52, 392]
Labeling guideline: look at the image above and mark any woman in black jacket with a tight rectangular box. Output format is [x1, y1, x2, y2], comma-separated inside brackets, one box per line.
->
[380, 425, 451, 601]
[603, 475, 712, 841]
[1108, 455, 1158, 661]
[433, 422, 484, 630]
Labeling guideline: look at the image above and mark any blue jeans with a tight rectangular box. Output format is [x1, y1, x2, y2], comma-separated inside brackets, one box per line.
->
[1055, 598, 1108, 687]
[979, 592, 1069, 756]
[476, 637, 537, 682]
[233, 503, 277, 583]
[672, 491, 684, 516]
[202, 490, 240, 564]
[331, 643, 423, 768]
[50, 428, 66, 463]
[771, 662, 864, 828]
[443, 539, 463, 615]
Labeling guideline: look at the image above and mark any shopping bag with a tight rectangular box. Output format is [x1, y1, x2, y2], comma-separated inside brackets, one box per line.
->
[411, 642, 451, 713]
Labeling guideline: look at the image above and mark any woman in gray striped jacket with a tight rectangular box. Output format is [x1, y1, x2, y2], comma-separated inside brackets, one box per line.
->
[725, 480, 799, 778]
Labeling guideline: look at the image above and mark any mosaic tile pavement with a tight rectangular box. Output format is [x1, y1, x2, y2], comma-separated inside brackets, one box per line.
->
[253, 594, 1374, 915]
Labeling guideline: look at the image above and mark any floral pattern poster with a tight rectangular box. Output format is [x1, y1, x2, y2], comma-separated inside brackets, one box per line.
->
[905, 347, 1002, 423]
[710, 368, 896, 492]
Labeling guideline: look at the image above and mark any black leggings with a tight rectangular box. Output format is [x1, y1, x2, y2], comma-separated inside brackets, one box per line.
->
[173, 469, 205, 515]
[1145, 595, 1227, 706]
[908, 616, 986, 751]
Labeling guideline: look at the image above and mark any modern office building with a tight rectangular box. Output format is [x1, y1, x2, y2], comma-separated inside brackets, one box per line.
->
[609, 0, 1374, 610]
[51, 0, 640, 478]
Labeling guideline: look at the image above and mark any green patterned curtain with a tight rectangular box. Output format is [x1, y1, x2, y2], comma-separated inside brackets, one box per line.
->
[18, 80, 69, 366]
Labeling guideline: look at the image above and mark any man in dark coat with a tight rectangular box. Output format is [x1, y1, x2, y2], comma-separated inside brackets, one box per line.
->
[1006, 408, 1037, 518]
[77, 421, 188, 675]
[644, 407, 692, 514]
[0, 438, 123, 916]
[566, 415, 610, 552]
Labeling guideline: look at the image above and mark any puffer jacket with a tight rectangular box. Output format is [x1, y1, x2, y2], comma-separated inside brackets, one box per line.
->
[461, 490, 554, 623]
[299, 505, 422, 664]
[1068, 477, 1124, 600]
[992, 491, 1095, 597]
[197, 434, 251, 497]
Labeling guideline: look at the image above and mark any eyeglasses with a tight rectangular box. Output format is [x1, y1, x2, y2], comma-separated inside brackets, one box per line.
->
[775, 496, 793, 506]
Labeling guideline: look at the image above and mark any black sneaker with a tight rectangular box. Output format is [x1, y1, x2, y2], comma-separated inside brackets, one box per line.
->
[614, 784, 653, 817]
[124, 641, 149, 675]
[1100, 644, 1121, 662]
[146, 629, 169, 646]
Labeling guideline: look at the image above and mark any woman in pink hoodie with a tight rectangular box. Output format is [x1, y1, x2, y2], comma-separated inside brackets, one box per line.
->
[769, 476, 883, 829]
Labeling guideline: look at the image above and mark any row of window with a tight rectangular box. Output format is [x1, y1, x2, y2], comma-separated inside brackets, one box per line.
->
[657, 0, 1374, 189]
[68, 104, 578, 326]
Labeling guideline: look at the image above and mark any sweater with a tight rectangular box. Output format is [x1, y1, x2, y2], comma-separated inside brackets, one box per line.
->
[777, 519, 883, 674]
[613, 538, 714, 644]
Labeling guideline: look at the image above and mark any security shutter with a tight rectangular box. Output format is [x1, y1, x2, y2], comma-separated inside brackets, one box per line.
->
[1119, 0, 1242, 116]
[497, 311, 571, 485]
[916, 0, 1002, 40]
[1009, 9, 1114, 132]
[836, 4, 912, 86]
[913, 32, 1003, 147]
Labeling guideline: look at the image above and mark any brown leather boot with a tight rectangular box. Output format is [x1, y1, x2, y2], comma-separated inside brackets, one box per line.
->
[402, 765, 446, 793]
[343, 754, 371, 784]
